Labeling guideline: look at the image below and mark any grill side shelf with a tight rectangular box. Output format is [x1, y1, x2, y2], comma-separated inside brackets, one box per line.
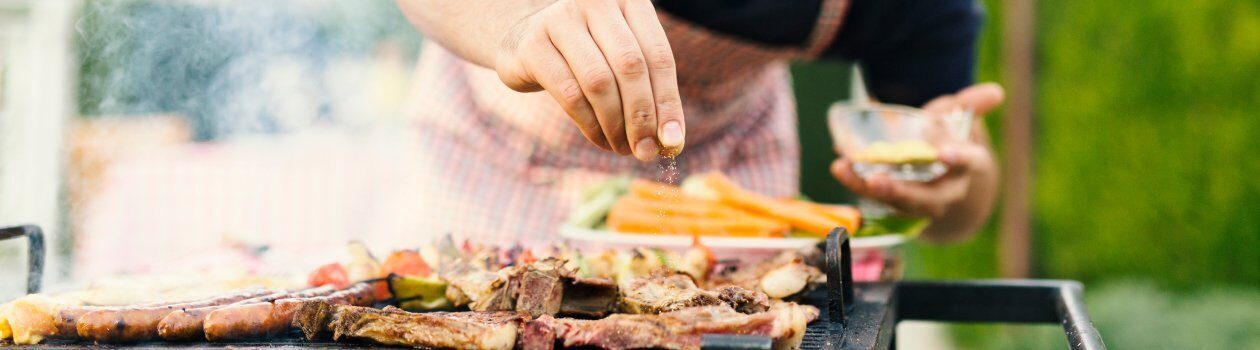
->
[895, 280, 1107, 350]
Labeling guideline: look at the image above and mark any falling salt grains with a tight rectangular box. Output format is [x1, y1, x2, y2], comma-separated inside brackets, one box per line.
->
[655, 151, 682, 235]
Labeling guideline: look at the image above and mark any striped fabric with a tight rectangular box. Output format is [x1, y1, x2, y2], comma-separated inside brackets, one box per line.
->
[403, 0, 849, 244]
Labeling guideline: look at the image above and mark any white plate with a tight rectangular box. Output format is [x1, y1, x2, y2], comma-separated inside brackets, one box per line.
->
[559, 226, 907, 258]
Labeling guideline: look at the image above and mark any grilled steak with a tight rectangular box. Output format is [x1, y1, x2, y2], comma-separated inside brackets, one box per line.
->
[294, 302, 525, 350]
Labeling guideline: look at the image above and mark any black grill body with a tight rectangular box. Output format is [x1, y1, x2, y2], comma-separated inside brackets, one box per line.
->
[1, 226, 1104, 350]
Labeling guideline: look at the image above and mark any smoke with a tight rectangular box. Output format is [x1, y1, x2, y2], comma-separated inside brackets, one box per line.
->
[30, 0, 426, 283]
[75, 0, 422, 140]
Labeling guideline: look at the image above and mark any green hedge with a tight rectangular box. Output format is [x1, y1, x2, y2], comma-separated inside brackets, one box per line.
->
[794, 0, 1260, 289]
[1035, 0, 1260, 288]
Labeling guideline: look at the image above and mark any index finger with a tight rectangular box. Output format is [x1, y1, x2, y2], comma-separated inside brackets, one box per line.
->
[621, 0, 685, 155]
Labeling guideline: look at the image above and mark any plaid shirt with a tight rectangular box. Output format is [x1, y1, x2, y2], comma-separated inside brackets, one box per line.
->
[403, 1, 849, 244]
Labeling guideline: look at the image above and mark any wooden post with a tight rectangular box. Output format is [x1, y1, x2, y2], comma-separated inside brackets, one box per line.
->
[999, 0, 1035, 278]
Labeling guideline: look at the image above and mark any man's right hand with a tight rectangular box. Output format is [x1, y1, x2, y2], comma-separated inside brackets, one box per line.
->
[494, 0, 686, 160]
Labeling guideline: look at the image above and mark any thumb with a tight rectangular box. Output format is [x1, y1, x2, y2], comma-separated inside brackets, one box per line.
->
[955, 82, 1005, 116]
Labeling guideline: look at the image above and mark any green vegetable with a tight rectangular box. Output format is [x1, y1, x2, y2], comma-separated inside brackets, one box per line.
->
[566, 176, 631, 229]
[858, 215, 930, 238]
[391, 275, 452, 311]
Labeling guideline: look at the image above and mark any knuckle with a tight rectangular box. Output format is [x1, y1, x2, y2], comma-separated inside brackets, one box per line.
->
[582, 69, 616, 94]
[556, 0, 581, 17]
[628, 103, 654, 128]
[556, 79, 586, 108]
[616, 51, 647, 78]
[645, 44, 675, 70]
[656, 96, 682, 114]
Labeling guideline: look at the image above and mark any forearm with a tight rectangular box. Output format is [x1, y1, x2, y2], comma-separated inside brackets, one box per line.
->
[396, 0, 555, 68]
[921, 126, 1000, 243]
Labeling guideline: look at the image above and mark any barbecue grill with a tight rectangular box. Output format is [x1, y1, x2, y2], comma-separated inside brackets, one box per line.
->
[1, 225, 1105, 349]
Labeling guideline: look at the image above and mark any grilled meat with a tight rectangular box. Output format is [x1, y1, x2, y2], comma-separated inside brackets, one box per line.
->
[293, 302, 525, 350]
[440, 258, 508, 309]
[767, 301, 820, 350]
[444, 258, 620, 318]
[559, 277, 618, 318]
[202, 283, 373, 342]
[710, 251, 824, 299]
[619, 273, 768, 314]
[519, 315, 558, 350]
[715, 285, 771, 314]
[156, 286, 335, 341]
[51, 291, 259, 340]
[619, 273, 723, 314]
[514, 258, 571, 317]
[547, 304, 819, 350]
[74, 288, 273, 343]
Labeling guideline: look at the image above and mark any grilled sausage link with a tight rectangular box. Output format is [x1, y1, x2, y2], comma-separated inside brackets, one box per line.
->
[157, 286, 335, 341]
[75, 289, 272, 343]
[204, 283, 374, 342]
[52, 297, 195, 338]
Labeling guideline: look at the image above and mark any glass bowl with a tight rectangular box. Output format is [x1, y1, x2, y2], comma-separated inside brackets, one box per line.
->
[828, 102, 972, 182]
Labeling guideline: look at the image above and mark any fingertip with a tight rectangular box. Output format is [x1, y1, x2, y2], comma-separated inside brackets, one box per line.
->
[959, 83, 1005, 113]
[660, 120, 684, 148]
[938, 147, 961, 165]
[633, 138, 660, 161]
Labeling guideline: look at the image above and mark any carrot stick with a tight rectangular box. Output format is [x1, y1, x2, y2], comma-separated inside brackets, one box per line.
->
[627, 180, 686, 201]
[616, 194, 748, 219]
[607, 203, 789, 237]
[702, 172, 840, 236]
[794, 201, 861, 233]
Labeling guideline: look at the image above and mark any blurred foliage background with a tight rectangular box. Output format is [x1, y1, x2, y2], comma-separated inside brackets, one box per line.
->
[794, 0, 1260, 348]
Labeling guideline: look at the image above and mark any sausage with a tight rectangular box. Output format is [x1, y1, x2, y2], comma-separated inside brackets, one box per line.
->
[204, 283, 374, 342]
[75, 289, 272, 343]
[157, 286, 335, 341]
[53, 298, 188, 338]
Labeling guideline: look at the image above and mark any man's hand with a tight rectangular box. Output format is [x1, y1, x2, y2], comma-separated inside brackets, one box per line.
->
[831, 83, 1004, 241]
[494, 0, 686, 160]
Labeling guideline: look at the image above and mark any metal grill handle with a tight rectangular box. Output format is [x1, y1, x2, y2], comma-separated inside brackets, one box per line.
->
[823, 228, 854, 324]
[0, 225, 44, 294]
